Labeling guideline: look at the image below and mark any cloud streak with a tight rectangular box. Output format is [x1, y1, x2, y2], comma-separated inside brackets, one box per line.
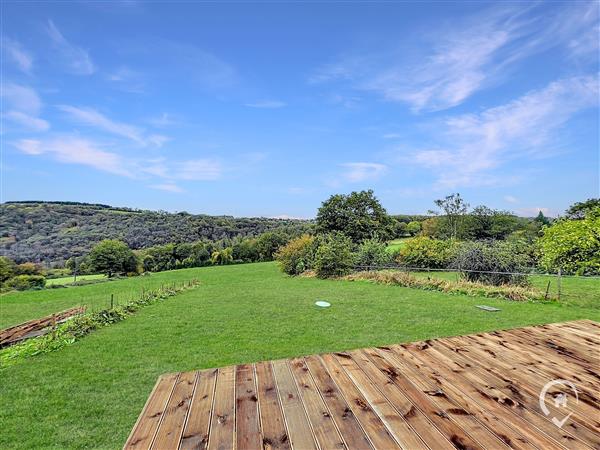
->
[407, 75, 599, 187]
[14, 137, 131, 177]
[46, 20, 95, 75]
[340, 162, 387, 182]
[312, 2, 599, 111]
[1, 37, 33, 73]
[57, 105, 168, 147]
[244, 100, 286, 109]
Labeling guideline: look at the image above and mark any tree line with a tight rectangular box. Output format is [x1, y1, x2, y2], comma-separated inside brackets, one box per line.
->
[0, 202, 312, 265]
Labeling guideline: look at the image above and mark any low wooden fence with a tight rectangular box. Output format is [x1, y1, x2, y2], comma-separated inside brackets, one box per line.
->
[0, 306, 86, 347]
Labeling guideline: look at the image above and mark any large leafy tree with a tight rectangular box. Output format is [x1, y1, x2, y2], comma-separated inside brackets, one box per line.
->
[431, 193, 469, 239]
[538, 207, 600, 275]
[565, 198, 600, 220]
[88, 240, 138, 277]
[316, 190, 393, 243]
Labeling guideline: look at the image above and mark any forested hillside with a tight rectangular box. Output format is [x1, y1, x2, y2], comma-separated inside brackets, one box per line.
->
[0, 202, 312, 265]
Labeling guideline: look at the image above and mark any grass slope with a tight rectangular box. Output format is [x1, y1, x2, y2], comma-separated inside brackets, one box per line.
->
[1, 262, 598, 449]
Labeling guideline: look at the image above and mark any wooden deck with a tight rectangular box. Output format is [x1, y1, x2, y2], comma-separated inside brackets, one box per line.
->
[125, 320, 600, 449]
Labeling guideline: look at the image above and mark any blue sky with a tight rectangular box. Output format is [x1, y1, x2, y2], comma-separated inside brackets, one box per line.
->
[1, 1, 598, 218]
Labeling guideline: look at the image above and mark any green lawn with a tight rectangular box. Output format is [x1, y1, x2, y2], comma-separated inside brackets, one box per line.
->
[386, 237, 411, 253]
[1, 262, 599, 449]
[45, 273, 106, 287]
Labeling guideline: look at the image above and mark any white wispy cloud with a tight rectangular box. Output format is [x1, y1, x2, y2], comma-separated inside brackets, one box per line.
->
[149, 183, 184, 193]
[106, 66, 146, 93]
[3, 111, 50, 132]
[46, 20, 95, 75]
[177, 159, 222, 181]
[13, 137, 131, 177]
[311, 3, 599, 111]
[504, 195, 519, 203]
[13, 134, 226, 186]
[1, 83, 42, 114]
[1, 37, 33, 73]
[1, 83, 49, 132]
[340, 162, 387, 182]
[57, 105, 168, 147]
[407, 75, 599, 187]
[244, 100, 286, 109]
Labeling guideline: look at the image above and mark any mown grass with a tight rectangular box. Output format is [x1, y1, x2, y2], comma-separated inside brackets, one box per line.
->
[0, 272, 197, 328]
[45, 274, 106, 286]
[1, 262, 599, 449]
[386, 237, 411, 253]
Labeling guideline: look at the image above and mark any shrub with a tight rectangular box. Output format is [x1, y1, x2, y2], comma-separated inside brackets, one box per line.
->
[451, 240, 531, 286]
[538, 208, 600, 275]
[5, 274, 46, 290]
[275, 235, 316, 275]
[314, 233, 354, 278]
[405, 221, 421, 236]
[14, 262, 43, 276]
[396, 237, 459, 269]
[354, 238, 392, 268]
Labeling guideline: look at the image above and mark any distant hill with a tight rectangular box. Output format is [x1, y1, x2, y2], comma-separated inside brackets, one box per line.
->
[0, 201, 312, 265]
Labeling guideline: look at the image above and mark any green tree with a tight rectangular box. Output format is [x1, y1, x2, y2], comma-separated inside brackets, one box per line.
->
[465, 206, 519, 240]
[316, 190, 392, 243]
[0, 256, 15, 284]
[210, 247, 234, 265]
[538, 208, 600, 275]
[88, 240, 138, 277]
[255, 232, 288, 261]
[534, 210, 550, 226]
[565, 198, 600, 220]
[405, 221, 421, 236]
[431, 193, 469, 239]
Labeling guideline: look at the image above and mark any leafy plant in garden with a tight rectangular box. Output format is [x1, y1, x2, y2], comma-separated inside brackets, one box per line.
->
[451, 240, 532, 286]
[4, 274, 46, 290]
[354, 238, 393, 267]
[538, 207, 600, 275]
[275, 234, 316, 275]
[314, 232, 355, 278]
[396, 237, 460, 269]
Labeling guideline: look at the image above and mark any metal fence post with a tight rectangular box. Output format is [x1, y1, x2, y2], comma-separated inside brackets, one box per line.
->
[557, 269, 562, 301]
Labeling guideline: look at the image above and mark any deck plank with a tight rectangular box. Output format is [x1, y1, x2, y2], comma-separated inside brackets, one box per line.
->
[235, 364, 262, 449]
[319, 353, 401, 449]
[255, 361, 291, 450]
[125, 321, 600, 450]
[304, 355, 373, 450]
[409, 337, 593, 449]
[333, 352, 429, 449]
[207, 367, 236, 450]
[125, 373, 179, 450]
[151, 371, 197, 450]
[288, 358, 346, 449]
[271, 359, 318, 450]
[180, 369, 218, 450]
